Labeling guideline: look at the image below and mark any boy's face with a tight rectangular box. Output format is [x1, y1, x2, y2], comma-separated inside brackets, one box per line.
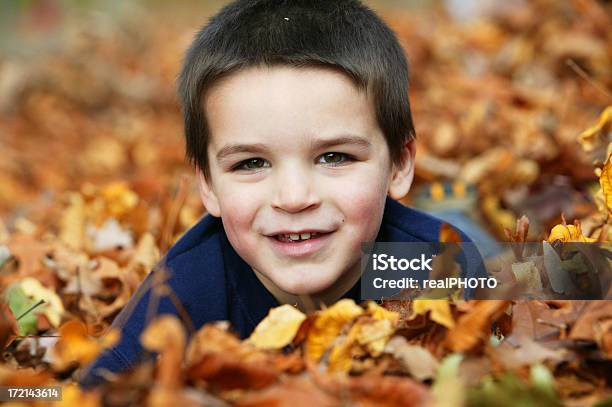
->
[199, 66, 414, 295]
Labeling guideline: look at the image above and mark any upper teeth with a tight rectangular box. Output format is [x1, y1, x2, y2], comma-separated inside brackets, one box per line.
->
[282, 232, 319, 241]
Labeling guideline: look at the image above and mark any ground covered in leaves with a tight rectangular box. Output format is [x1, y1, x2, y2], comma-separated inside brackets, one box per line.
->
[1, 0, 611, 406]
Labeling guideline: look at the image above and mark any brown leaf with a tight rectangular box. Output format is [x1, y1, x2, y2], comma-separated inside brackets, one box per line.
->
[187, 352, 279, 391]
[384, 335, 439, 381]
[52, 320, 119, 371]
[0, 303, 18, 350]
[444, 300, 509, 353]
[600, 153, 612, 218]
[569, 301, 612, 357]
[510, 300, 587, 343]
[305, 299, 364, 362]
[236, 375, 338, 407]
[186, 323, 278, 391]
[141, 315, 186, 389]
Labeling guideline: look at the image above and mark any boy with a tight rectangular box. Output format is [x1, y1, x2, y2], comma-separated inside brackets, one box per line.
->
[80, 0, 480, 387]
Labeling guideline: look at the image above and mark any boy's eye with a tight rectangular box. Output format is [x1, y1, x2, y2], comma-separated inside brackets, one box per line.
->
[233, 158, 270, 171]
[317, 152, 353, 166]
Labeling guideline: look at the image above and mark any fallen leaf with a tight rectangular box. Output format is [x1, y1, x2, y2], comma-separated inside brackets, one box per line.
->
[569, 301, 612, 357]
[246, 304, 306, 350]
[236, 375, 338, 407]
[0, 303, 18, 350]
[492, 336, 566, 369]
[141, 315, 186, 389]
[305, 299, 364, 362]
[86, 218, 134, 252]
[548, 222, 597, 243]
[411, 299, 455, 329]
[5, 277, 65, 333]
[444, 300, 509, 353]
[52, 320, 119, 371]
[578, 106, 611, 153]
[384, 335, 439, 381]
[59, 192, 85, 251]
[600, 154, 612, 218]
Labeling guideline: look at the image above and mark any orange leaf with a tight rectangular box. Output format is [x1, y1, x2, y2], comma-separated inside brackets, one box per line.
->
[600, 154, 612, 218]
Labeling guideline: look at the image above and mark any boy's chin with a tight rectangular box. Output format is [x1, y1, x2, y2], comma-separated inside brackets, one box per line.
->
[276, 280, 331, 296]
[272, 271, 339, 296]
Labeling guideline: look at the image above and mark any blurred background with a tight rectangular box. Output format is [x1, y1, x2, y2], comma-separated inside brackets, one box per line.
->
[0, 0, 610, 257]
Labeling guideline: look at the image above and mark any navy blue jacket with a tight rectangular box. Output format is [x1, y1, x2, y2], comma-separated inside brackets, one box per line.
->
[79, 197, 483, 387]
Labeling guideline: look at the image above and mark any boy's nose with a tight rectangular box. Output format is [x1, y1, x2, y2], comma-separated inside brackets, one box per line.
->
[271, 170, 321, 213]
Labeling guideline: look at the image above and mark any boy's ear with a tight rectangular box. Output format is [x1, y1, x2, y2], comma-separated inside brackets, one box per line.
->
[196, 169, 221, 217]
[388, 138, 416, 200]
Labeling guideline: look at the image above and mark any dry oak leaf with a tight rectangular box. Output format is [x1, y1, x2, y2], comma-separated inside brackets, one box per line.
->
[187, 349, 280, 391]
[186, 323, 278, 391]
[235, 375, 339, 407]
[410, 299, 455, 329]
[327, 302, 400, 372]
[366, 300, 400, 323]
[186, 322, 266, 366]
[492, 336, 566, 369]
[357, 318, 397, 357]
[305, 298, 364, 362]
[348, 374, 432, 407]
[384, 335, 439, 381]
[354, 301, 401, 357]
[547, 222, 597, 243]
[0, 303, 18, 350]
[141, 315, 186, 389]
[327, 317, 365, 373]
[52, 320, 119, 371]
[578, 105, 611, 153]
[600, 154, 612, 217]
[0, 364, 54, 387]
[444, 300, 509, 353]
[99, 181, 139, 219]
[569, 301, 612, 358]
[59, 192, 86, 251]
[246, 304, 306, 350]
[311, 368, 431, 407]
[60, 383, 100, 407]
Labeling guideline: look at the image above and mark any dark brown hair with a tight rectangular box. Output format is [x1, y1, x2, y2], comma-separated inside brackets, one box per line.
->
[178, 0, 415, 179]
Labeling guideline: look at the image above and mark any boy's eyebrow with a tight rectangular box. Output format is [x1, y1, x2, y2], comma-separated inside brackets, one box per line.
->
[215, 135, 372, 161]
[216, 143, 268, 161]
[311, 135, 372, 150]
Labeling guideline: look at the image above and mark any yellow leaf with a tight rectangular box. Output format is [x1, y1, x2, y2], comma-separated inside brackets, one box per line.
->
[60, 192, 85, 251]
[411, 299, 455, 329]
[247, 304, 306, 350]
[578, 106, 612, 153]
[357, 318, 396, 356]
[328, 320, 363, 372]
[600, 155, 612, 218]
[366, 301, 400, 323]
[141, 315, 186, 352]
[19, 277, 65, 327]
[52, 321, 119, 371]
[305, 299, 363, 362]
[141, 316, 186, 389]
[58, 383, 100, 407]
[327, 305, 399, 372]
[547, 223, 596, 243]
[100, 181, 139, 219]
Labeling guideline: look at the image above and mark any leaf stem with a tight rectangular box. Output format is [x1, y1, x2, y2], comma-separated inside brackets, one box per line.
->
[16, 299, 46, 321]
